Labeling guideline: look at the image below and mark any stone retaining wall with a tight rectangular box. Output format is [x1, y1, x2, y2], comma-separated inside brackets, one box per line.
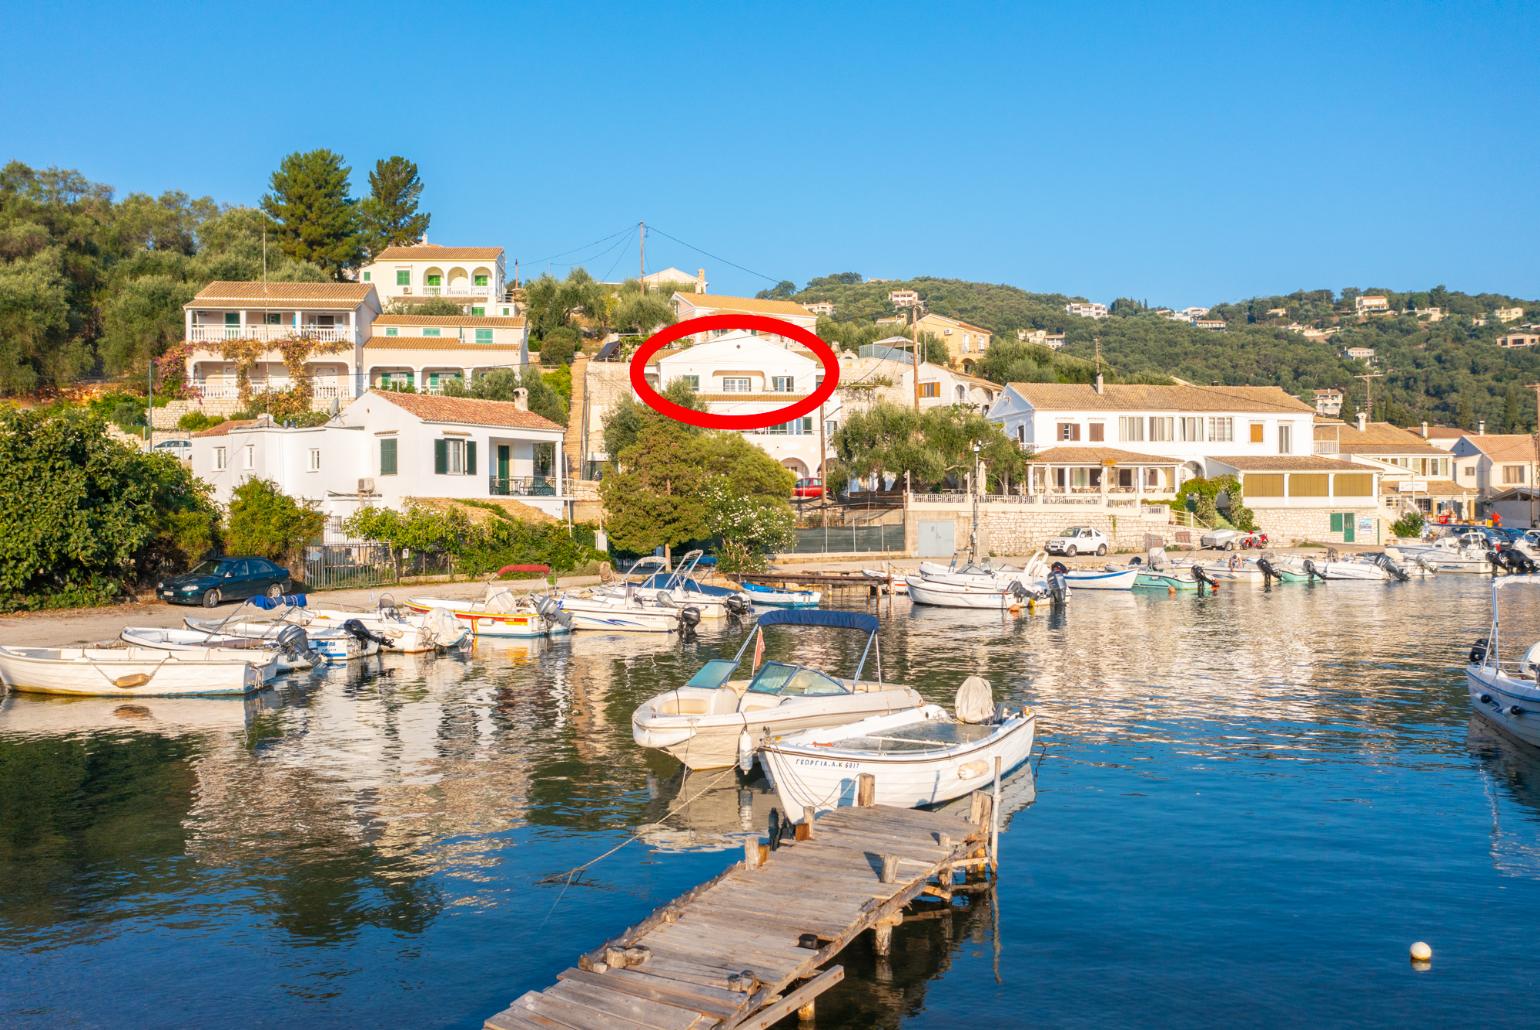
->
[1249, 505, 1383, 546]
[907, 501, 1174, 556]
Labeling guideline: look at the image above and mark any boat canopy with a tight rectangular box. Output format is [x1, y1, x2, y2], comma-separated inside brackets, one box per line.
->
[755, 609, 878, 633]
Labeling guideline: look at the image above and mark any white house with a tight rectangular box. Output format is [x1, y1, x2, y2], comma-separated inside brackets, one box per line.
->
[639, 266, 707, 292]
[181, 281, 383, 413]
[188, 391, 567, 520]
[358, 244, 509, 310]
[669, 292, 819, 339]
[1065, 301, 1109, 319]
[1354, 295, 1391, 314]
[362, 314, 530, 393]
[987, 380, 1317, 483]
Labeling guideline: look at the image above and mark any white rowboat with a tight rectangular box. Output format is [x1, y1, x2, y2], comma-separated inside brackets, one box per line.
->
[0, 646, 269, 697]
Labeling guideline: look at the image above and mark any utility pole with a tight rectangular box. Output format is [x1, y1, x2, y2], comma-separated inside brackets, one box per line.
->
[910, 304, 922, 412]
[145, 359, 153, 445]
[639, 221, 646, 288]
[1354, 371, 1385, 421]
[818, 401, 827, 496]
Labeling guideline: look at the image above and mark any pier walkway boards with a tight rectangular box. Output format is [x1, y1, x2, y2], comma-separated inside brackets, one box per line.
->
[486, 794, 994, 1029]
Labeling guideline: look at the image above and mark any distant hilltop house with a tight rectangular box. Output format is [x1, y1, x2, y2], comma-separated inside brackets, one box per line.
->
[1065, 301, 1109, 319]
[889, 289, 921, 309]
[1344, 346, 1377, 363]
[1017, 328, 1066, 350]
[640, 266, 708, 292]
[913, 312, 993, 371]
[1497, 331, 1540, 349]
[1496, 306, 1525, 323]
[1354, 295, 1391, 315]
[1180, 306, 1210, 320]
[1193, 319, 1227, 331]
[1313, 389, 1344, 417]
[1302, 326, 1340, 341]
[359, 244, 515, 315]
[668, 292, 818, 343]
[803, 300, 836, 316]
[1414, 306, 1445, 322]
[1265, 307, 1288, 318]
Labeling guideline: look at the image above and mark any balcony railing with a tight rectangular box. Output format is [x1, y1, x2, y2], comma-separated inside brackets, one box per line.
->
[421, 285, 495, 298]
[187, 324, 356, 344]
[489, 475, 558, 497]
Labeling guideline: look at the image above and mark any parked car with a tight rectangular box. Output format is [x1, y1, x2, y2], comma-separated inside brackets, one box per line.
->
[152, 439, 192, 460]
[1044, 526, 1108, 557]
[157, 557, 292, 607]
[792, 477, 824, 501]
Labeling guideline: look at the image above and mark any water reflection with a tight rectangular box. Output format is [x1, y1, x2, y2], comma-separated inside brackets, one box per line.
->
[1467, 715, 1540, 877]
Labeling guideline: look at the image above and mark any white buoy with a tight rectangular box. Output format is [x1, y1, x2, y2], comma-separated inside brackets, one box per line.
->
[1410, 941, 1433, 962]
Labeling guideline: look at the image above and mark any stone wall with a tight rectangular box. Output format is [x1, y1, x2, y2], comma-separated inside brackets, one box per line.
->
[1249, 504, 1383, 546]
[907, 500, 1174, 556]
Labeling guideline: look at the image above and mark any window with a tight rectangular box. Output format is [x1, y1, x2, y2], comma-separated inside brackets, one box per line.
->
[1148, 417, 1174, 442]
[395, 270, 410, 286]
[1504, 464, 1527, 484]
[1289, 474, 1328, 497]
[434, 438, 477, 475]
[1335, 473, 1374, 496]
[264, 313, 282, 326]
[308, 448, 321, 472]
[815, 374, 824, 387]
[1245, 474, 1285, 497]
[722, 377, 752, 392]
[471, 306, 485, 317]
[474, 273, 489, 286]
[426, 274, 442, 287]
[385, 327, 398, 337]
[475, 329, 493, 344]
[1278, 424, 1293, 454]
[920, 382, 941, 398]
[1057, 422, 1080, 441]
[772, 376, 795, 392]
[363, 271, 371, 282]
[379, 437, 398, 476]
[1088, 422, 1105, 442]
[1119, 416, 1144, 441]
[423, 327, 440, 337]
[379, 371, 414, 389]
[243, 445, 254, 470]
[1179, 417, 1203, 442]
[679, 375, 700, 390]
[1249, 421, 1265, 443]
[1207, 417, 1233, 442]
[1016, 425, 1026, 444]
[825, 419, 838, 437]
[213, 446, 227, 471]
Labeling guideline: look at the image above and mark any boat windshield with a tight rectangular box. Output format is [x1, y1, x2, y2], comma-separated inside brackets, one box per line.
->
[746, 662, 849, 697]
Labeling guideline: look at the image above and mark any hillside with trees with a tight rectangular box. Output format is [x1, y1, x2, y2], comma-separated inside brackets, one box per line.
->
[769, 274, 1540, 431]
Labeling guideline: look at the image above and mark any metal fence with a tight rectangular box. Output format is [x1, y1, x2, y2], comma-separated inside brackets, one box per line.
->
[786, 503, 906, 554]
[300, 519, 454, 591]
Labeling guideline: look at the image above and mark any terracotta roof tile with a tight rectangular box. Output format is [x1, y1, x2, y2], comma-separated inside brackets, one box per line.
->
[1028, 446, 1180, 465]
[374, 314, 526, 328]
[370, 390, 562, 432]
[1464, 434, 1537, 462]
[372, 245, 503, 261]
[672, 292, 816, 318]
[1211, 455, 1372, 472]
[1312, 420, 1445, 456]
[187, 281, 375, 307]
[1005, 382, 1313, 414]
[191, 418, 261, 437]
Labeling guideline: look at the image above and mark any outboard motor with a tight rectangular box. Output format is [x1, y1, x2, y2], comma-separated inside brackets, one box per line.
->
[1374, 553, 1410, 582]
[1047, 563, 1069, 605]
[1470, 638, 1489, 665]
[535, 594, 574, 631]
[1487, 550, 1508, 574]
[725, 594, 752, 619]
[1303, 558, 1326, 582]
[1192, 564, 1219, 591]
[1256, 556, 1279, 582]
[676, 605, 702, 640]
[1518, 552, 1538, 574]
[273, 624, 323, 668]
[341, 618, 393, 649]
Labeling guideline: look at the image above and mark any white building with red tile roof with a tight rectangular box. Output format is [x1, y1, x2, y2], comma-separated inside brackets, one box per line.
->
[358, 244, 509, 308]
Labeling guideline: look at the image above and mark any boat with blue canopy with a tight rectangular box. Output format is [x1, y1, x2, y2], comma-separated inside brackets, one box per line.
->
[631, 609, 925, 770]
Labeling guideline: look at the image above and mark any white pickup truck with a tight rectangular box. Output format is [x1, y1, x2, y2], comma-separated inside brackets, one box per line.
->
[1044, 526, 1109, 557]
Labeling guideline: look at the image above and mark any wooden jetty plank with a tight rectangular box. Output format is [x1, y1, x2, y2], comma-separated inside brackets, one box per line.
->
[517, 990, 659, 1030]
[544, 980, 706, 1030]
[557, 968, 744, 1023]
[730, 966, 845, 1030]
[485, 1006, 551, 1030]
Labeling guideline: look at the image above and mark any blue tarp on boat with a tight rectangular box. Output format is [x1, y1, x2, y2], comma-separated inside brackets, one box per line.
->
[756, 609, 877, 634]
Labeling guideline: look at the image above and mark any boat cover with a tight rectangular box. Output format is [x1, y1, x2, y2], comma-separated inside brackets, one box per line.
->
[757, 609, 877, 633]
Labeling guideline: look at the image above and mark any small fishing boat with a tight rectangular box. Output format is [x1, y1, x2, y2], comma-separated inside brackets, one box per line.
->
[759, 677, 1035, 816]
[184, 616, 384, 662]
[905, 574, 1041, 609]
[631, 609, 925, 770]
[740, 581, 821, 608]
[1063, 566, 1138, 591]
[906, 553, 1063, 608]
[861, 569, 908, 594]
[120, 626, 307, 676]
[1467, 576, 1540, 748]
[406, 587, 569, 638]
[0, 646, 271, 697]
[556, 589, 701, 633]
[266, 598, 471, 651]
[620, 552, 754, 617]
[1301, 553, 1406, 582]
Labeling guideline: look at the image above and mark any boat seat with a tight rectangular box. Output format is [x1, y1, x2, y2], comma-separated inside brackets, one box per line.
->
[1520, 642, 1540, 679]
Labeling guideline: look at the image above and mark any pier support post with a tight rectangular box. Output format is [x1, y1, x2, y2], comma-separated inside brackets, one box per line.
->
[880, 855, 900, 884]
[803, 806, 816, 836]
[990, 756, 1003, 871]
[744, 837, 761, 870]
[857, 773, 876, 808]
[797, 999, 816, 1023]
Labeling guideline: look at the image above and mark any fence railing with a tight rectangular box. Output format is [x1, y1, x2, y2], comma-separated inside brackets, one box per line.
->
[187, 325, 356, 344]
[489, 475, 558, 497]
[787, 503, 905, 554]
[301, 519, 453, 590]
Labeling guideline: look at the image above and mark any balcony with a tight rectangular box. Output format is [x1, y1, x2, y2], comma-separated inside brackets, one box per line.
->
[187, 324, 356, 345]
[419, 285, 496, 299]
[489, 475, 558, 497]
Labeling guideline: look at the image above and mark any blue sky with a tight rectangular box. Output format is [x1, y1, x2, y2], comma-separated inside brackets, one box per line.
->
[4, 1, 1536, 305]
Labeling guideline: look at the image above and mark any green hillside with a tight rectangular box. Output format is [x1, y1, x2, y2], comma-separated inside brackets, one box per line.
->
[769, 275, 1540, 431]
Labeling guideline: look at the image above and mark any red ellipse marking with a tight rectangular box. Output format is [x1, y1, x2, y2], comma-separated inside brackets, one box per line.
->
[629, 314, 840, 430]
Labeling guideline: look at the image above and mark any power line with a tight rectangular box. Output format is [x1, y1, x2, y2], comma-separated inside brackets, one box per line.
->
[527, 225, 636, 267]
[643, 225, 785, 285]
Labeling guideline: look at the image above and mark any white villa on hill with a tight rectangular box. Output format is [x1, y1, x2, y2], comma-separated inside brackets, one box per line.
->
[363, 313, 529, 393]
[358, 244, 512, 312]
[188, 391, 567, 520]
[669, 293, 818, 341]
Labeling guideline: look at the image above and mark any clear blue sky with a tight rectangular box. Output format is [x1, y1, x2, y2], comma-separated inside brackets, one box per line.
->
[5, 1, 1535, 306]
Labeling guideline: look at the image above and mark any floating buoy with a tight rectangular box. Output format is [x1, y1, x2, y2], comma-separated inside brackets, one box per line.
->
[1167, 585, 1176, 597]
[1410, 941, 1432, 962]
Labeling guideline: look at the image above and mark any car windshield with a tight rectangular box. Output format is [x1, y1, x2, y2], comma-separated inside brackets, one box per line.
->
[745, 662, 849, 697]
[1061, 527, 1084, 536]
[187, 559, 229, 576]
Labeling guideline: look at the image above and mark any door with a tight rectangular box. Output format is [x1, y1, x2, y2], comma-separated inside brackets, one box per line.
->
[496, 445, 511, 494]
[1342, 513, 1355, 543]
[224, 559, 253, 598]
[917, 519, 954, 557]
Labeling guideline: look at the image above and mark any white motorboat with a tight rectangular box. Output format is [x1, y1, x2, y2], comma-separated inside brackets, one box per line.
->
[1300, 555, 1395, 581]
[631, 609, 925, 770]
[273, 599, 471, 651]
[905, 574, 1039, 609]
[1390, 533, 1495, 574]
[557, 589, 701, 633]
[596, 551, 752, 620]
[759, 677, 1035, 817]
[1467, 576, 1540, 748]
[0, 645, 270, 697]
[407, 587, 569, 638]
[1064, 566, 1139, 590]
[907, 552, 1064, 608]
[184, 617, 382, 663]
[739, 581, 821, 608]
[119, 626, 302, 677]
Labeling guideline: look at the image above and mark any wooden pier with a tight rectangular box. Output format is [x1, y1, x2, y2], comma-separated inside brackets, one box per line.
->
[486, 788, 994, 1029]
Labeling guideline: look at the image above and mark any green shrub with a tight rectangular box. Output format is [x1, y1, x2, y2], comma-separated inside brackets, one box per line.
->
[177, 411, 224, 432]
[1391, 510, 1426, 539]
[225, 479, 324, 568]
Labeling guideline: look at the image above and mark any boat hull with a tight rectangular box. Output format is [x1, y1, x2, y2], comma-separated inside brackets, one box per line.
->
[119, 628, 292, 677]
[1468, 665, 1540, 749]
[403, 598, 553, 639]
[0, 646, 267, 697]
[741, 583, 821, 608]
[761, 709, 1036, 814]
[559, 597, 686, 633]
[1065, 568, 1137, 590]
[905, 577, 1026, 609]
[183, 618, 378, 662]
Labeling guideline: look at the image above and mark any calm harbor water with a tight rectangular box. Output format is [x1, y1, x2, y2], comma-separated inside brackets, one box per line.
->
[4, 577, 1540, 1028]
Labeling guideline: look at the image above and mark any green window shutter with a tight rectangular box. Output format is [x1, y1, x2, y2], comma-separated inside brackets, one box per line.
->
[475, 274, 489, 286]
[363, 271, 371, 281]
[224, 312, 239, 326]
[1329, 512, 1343, 532]
[476, 329, 493, 343]
[471, 306, 485, 317]
[385, 327, 398, 337]
[380, 438, 398, 475]
[465, 441, 477, 476]
[434, 439, 448, 474]
[396, 270, 410, 286]
[423, 328, 440, 337]
[427, 274, 442, 286]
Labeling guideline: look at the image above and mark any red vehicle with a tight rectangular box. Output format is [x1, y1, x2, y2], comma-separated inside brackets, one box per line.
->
[792, 476, 824, 500]
[1240, 531, 1269, 549]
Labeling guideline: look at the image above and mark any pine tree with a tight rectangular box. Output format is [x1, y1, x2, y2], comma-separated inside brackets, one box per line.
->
[359, 156, 430, 259]
[260, 149, 361, 279]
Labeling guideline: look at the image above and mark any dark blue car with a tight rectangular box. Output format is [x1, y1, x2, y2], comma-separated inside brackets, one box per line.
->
[157, 557, 292, 607]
